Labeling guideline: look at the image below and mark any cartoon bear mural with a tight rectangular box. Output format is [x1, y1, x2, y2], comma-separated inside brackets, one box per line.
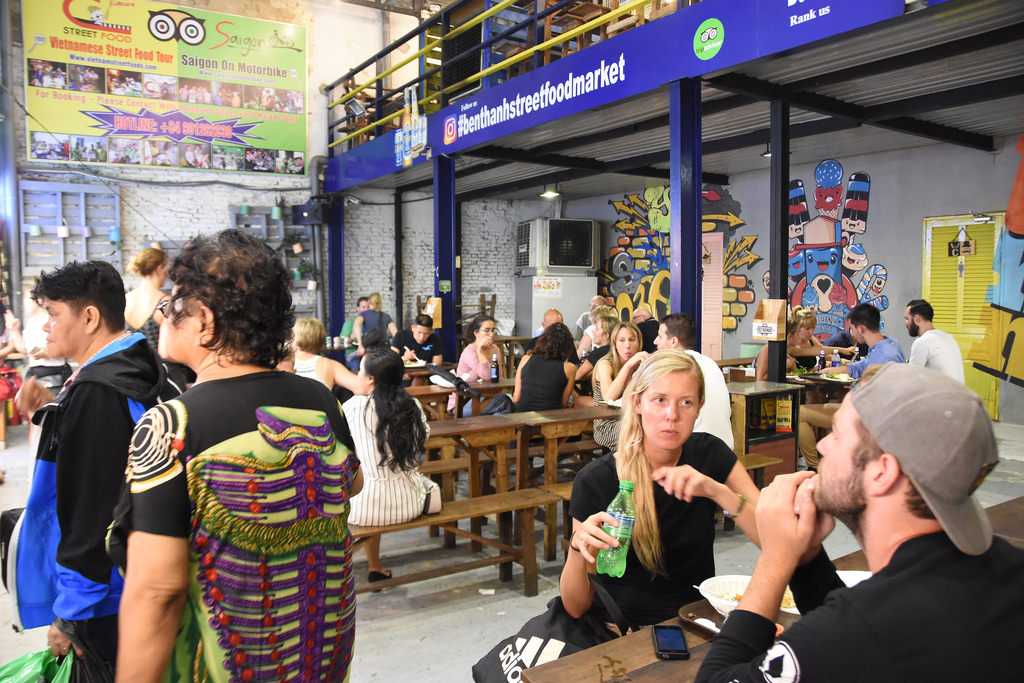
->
[605, 185, 760, 330]
[788, 159, 890, 340]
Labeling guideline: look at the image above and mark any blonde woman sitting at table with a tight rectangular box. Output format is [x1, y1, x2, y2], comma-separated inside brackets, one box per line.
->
[563, 350, 761, 628]
[293, 317, 370, 394]
[592, 321, 647, 449]
[755, 306, 855, 380]
[345, 349, 441, 585]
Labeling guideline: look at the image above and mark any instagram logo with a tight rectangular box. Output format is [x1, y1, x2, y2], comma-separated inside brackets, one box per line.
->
[443, 116, 457, 145]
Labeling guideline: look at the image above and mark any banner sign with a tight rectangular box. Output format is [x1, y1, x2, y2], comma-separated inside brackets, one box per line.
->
[23, 1, 307, 174]
[327, 0, 903, 192]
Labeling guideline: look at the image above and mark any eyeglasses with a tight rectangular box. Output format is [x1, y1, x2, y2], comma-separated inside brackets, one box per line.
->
[479, 327, 497, 334]
[156, 298, 171, 317]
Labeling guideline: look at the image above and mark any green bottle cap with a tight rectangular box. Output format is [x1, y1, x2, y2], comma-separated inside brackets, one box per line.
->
[619, 480, 634, 492]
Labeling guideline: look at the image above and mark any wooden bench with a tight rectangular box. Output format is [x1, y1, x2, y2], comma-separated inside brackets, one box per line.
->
[351, 488, 560, 597]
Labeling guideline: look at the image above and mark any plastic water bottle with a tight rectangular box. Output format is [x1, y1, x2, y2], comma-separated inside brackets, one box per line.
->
[831, 349, 841, 368]
[596, 481, 635, 578]
[489, 353, 499, 383]
[815, 349, 826, 372]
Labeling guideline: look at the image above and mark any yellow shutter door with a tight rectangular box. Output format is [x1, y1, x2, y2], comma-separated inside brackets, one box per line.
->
[923, 218, 1001, 419]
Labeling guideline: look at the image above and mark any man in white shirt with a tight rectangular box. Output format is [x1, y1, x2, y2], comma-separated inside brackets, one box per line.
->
[574, 295, 606, 342]
[654, 313, 734, 449]
[905, 299, 964, 382]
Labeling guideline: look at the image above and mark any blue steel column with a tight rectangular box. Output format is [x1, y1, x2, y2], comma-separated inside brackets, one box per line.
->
[327, 201, 346, 336]
[669, 78, 702, 349]
[433, 154, 459, 361]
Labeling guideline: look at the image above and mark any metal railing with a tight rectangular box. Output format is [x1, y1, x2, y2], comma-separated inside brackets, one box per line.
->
[326, 0, 671, 154]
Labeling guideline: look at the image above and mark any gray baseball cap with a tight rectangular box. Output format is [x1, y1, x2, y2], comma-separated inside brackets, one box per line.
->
[851, 363, 999, 555]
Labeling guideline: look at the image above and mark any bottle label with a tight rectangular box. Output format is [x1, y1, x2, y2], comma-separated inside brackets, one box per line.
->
[605, 512, 634, 541]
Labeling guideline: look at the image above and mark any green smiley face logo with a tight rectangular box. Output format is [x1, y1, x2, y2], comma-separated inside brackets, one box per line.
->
[693, 18, 724, 61]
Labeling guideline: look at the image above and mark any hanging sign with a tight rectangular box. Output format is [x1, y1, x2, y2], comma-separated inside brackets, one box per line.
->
[23, 1, 307, 174]
[947, 240, 976, 257]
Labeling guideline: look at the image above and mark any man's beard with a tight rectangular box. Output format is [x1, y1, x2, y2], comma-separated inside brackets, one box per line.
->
[815, 467, 868, 540]
[908, 322, 920, 337]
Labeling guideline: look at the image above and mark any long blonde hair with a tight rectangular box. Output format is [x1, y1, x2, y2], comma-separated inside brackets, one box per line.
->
[615, 350, 705, 575]
[603, 321, 642, 378]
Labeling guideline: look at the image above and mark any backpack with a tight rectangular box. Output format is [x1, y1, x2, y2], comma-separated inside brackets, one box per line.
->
[471, 578, 629, 682]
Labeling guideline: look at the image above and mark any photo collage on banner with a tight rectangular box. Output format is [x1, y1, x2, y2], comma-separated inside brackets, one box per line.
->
[24, 1, 307, 175]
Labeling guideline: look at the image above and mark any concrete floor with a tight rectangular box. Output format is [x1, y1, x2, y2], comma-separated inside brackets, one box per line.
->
[0, 421, 1022, 681]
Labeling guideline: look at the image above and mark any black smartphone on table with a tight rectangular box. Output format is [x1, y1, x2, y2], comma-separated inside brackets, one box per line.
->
[652, 624, 690, 660]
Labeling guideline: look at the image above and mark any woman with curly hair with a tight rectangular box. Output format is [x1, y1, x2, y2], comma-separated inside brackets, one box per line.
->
[345, 349, 440, 586]
[513, 322, 577, 412]
[110, 229, 363, 682]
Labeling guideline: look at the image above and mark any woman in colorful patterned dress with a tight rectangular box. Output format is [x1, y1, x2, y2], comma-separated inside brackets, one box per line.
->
[109, 229, 363, 682]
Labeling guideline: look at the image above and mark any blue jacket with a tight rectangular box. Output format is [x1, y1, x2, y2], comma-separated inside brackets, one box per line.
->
[10, 334, 174, 629]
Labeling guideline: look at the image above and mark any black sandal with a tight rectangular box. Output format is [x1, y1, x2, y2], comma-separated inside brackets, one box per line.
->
[368, 569, 392, 593]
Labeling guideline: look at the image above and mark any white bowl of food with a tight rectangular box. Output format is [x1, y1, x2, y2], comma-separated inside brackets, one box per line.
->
[698, 575, 799, 617]
[837, 570, 872, 588]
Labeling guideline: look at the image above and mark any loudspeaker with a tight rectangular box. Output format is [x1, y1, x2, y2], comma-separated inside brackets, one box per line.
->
[291, 200, 323, 225]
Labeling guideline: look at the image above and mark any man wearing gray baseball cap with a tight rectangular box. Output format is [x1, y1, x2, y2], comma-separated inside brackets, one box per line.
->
[697, 363, 1024, 683]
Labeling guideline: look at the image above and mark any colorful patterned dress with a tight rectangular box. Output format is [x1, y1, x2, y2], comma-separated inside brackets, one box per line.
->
[112, 372, 360, 683]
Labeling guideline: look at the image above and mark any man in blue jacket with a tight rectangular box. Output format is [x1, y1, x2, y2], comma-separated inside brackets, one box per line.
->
[11, 261, 176, 677]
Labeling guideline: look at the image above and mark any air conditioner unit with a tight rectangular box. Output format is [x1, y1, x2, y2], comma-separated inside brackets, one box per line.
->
[514, 218, 600, 276]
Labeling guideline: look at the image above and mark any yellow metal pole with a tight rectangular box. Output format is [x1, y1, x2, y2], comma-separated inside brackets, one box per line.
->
[422, 0, 652, 105]
[330, 0, 521, 109]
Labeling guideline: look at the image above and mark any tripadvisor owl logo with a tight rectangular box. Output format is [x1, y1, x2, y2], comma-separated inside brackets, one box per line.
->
[693, 18, 724, 61]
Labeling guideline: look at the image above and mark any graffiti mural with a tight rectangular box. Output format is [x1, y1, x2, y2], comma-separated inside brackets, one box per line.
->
[973, 137, 1024, 389]
[788, 159, 889, 340]
[604, 185, 761, 330]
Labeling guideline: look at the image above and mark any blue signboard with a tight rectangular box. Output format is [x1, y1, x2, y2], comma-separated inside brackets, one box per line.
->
[327, 0, 904, 192]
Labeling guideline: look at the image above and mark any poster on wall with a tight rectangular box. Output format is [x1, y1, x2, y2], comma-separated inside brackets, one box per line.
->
[22, 1, 307, 175]
[701, 232, 724, 360]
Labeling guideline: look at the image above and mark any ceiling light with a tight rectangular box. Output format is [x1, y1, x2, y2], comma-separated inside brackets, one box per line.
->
[539, 184, 560, 199]
[760, 142, 771, 159]
[971, 212, 992, 223]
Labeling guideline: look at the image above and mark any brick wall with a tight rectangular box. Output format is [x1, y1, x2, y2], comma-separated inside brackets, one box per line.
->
[8, 0, 401, 290]
[8, 0, 557, 333]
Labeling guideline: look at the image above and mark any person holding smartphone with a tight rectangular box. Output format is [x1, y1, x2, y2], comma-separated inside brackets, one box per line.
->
[562, 350, 762, 630]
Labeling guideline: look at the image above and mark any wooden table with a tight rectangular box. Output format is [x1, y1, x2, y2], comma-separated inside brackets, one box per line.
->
[425, 405, 617, 496]
[727, 381, 802, 484]
[409, 379, 515, 418]
[408, 383, 455, 420]
[403, 361, 455, 386]
[716, 356, 755, 368]
[514, 406, 619, 559]
[526, 496, 1024, 682]
[786, 372, 854, 404]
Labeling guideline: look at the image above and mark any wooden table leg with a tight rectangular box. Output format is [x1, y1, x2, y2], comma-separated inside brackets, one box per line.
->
[442, 443, 457, 548]
[494, 442, 509, 494]
[499, 510, 514, 582]
[518, 507, 539, 597]
[513, 427, 534, 545]
[543, 436, 560, 561]
[469, 448, 483, 554]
